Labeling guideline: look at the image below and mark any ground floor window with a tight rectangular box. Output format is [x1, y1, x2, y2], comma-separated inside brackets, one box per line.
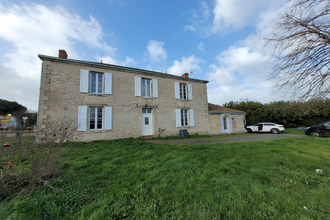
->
[223, 116, 228, 130]
[89, 107, 103, 130]
[78, 106, 112, 131]
[181, 109, 188, 127]
[176, 108, 195, 127]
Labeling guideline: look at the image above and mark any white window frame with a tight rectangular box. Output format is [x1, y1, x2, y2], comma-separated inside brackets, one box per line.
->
[181, 109, 188, 127]
[80, 70, 112, 95]
[141, 78, 152, 98]
[180, 83, 187, 100]
[175, 82, 193, 100]
[176, 108, 195, 127]
[90, 72, 103, 94]
[89, 107, 103, 130]
[78, 106, 112, 131]
[135, 76, 158, 98]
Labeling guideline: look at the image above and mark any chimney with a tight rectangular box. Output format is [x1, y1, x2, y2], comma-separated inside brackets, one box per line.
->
[182, 73, 189, 78]
[58, 49, 68, 59]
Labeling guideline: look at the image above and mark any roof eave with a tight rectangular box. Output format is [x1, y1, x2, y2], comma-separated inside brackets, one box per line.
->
[38, 54, 209, 83]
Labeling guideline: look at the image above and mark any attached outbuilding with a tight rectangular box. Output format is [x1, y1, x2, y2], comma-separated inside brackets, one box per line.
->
[208, 103, 246, 134]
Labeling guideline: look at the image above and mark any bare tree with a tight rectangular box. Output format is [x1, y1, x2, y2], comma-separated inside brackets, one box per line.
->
[265, 0, 329, 99]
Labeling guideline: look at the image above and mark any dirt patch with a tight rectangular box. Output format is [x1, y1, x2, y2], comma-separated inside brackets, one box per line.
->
[146, 134, 305, 145]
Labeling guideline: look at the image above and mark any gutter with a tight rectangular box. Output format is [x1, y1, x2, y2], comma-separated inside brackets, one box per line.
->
[38, 54, 209, 84]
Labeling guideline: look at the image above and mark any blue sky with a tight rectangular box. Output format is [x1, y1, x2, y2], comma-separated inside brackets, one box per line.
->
[0, 0, 289, 111]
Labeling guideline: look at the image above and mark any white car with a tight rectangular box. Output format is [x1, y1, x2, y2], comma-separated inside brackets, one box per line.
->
[246, 122, 285, 134]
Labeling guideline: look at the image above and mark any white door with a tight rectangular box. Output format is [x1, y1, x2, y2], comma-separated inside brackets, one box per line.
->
[142, 108, 152, 136]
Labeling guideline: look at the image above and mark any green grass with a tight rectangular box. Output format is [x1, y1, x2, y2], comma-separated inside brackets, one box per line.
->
[153, 132, 252, 140]
[0, 136, 329, 219]
[284, 128, 306, 135]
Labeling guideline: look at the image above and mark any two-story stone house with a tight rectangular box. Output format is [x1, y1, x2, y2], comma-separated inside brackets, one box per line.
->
[38, 50, 210, 141]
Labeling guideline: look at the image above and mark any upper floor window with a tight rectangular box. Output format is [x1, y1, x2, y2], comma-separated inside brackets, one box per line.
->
[135, 76, 158, 98]
[175, 82, 193, 100]
[90, 72, 103, 94]
[180, 83, 187, 100]
[80, 69, 112, 95]
[141, 78, 151, 97]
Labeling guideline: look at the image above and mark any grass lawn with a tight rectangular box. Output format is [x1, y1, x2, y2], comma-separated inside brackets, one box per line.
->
[0, 136, 329, 219]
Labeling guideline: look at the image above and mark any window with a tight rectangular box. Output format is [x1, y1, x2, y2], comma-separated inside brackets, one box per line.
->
[89, 107, 103, 130]
[223, 116, 228, 130]
[80, 69, 112, 95]
[141, 78, 151, 97]
[175, 82, 193, 100]
[90, 72, 103, 94]
[180, 83, 187, 100]
[176, 109, 195, 127]
[78, 106, 112, 131]
[181, 109, 188, 126]
[135, 77, 158, 98]
[142, 108, 152, 113]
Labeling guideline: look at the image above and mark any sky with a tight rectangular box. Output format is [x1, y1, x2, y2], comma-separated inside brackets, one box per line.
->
[0, 0, 291, 111]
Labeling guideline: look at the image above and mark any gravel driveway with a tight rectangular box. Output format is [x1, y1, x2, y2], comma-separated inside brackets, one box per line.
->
[146, 134, 305, 145]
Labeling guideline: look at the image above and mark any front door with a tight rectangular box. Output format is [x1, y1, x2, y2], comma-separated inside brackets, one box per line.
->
[142, 108, 152, 136]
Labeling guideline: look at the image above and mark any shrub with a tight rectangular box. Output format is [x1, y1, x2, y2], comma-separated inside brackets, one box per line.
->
[0, 120, 75, 201]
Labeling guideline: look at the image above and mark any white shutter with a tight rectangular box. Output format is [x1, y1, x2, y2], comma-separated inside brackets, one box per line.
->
[175, 82, 180, 99]
[229, 115, 234, 133]
[153, 79, 158, 98]
[220, 115, 225, 134]
[176, 109, 181, 127]
[78, 106, 87, 131]
[135, 76, 141, 96]
[188, 84, 193, 100]
[80, 69, 89, 93]
[105, 73, 112, 95]
[104, 106, 112, 130]
[190, 109, 195, 126]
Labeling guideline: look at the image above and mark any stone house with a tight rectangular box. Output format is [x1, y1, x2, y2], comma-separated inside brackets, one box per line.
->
[208, 103, 246, 134]
[37, 50, 245, 141]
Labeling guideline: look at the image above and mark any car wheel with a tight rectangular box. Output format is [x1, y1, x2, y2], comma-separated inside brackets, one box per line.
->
[310, 132, 321, 137]
[271, 128, 279, 134]
[247, 128, 252, 133]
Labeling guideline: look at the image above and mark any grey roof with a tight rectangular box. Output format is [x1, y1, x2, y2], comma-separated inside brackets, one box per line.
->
[38, 54, 208, 83]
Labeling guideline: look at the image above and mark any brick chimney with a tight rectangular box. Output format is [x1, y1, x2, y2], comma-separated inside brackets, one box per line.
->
[58, 49, 68, 59]
[182, 73, 189, 78]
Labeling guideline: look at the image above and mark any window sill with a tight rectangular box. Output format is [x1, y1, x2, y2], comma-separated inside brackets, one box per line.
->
[87, 93, 109, 97]
[140, 96, 155, 99]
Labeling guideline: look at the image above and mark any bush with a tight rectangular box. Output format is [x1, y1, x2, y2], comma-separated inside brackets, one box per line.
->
[0, 120, 75, 201]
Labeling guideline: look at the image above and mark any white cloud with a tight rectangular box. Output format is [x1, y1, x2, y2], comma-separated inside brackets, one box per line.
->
[207, 0, 291, 105]
[197, 42, 205, 52]
[212, 0, 285, 33]
[184, 1, 212, 36]
[207, 46, 276, 105]
[0, 3, 117, 110]
[146, 40, 167, 62]
[184, 25, 196, 32]
[216, 46, 270, 81]
[167, 55, 203, 76]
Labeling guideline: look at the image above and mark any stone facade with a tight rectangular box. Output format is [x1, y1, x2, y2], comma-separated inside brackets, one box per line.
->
[38, 53, 210, 141]
[208, 103, 246, 134]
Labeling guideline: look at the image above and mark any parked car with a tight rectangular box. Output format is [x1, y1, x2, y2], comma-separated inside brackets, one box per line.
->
[246, 122, 285, 134]
[305, 121, 330, 137]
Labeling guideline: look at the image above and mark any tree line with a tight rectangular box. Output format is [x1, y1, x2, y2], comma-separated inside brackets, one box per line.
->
[0, 99, 37, 127]
[224, 99, 330, 128]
